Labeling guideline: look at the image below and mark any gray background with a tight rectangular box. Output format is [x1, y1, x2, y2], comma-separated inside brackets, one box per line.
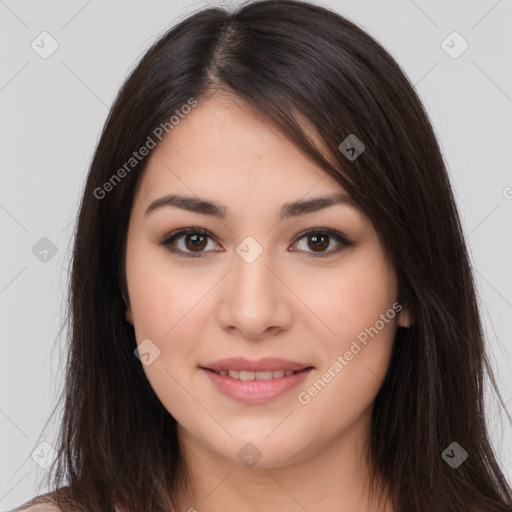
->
[1, 0, 511, 508]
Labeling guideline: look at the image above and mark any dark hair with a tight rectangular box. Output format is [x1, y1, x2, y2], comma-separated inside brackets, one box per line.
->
[20, 1, 512, 511]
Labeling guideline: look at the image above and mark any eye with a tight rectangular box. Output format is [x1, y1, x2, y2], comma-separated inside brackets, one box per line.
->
[289, 227, 353, 258]
[160, 226, 353, 258]
[160, 227, 222, 258]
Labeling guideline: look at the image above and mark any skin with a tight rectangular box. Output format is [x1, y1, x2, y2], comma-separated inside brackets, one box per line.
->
[124, 93, 412, 512]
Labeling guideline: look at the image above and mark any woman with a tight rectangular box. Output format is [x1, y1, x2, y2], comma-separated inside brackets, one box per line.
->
[16, 0, 512, 511]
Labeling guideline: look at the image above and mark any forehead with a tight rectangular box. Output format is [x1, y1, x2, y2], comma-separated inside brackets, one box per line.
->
[136, 94, 346, 205]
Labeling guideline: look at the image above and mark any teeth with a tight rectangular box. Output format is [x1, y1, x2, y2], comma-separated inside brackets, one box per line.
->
[214, 369, 300, 380]
[239, 371, 257, 381]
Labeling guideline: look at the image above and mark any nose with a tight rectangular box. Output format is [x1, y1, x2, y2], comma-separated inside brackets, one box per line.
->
[216, 244, 293, 340]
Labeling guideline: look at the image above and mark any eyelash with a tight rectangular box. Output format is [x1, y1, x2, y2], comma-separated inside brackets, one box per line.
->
[159, 226, 353, 259]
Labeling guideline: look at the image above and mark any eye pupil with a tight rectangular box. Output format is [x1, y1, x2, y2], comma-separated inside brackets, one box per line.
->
[309, 234, 329, 252]
[186, 234, 207, 251]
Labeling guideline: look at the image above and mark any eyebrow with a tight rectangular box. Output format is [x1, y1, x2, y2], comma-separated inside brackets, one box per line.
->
[144, 192, 359, 221]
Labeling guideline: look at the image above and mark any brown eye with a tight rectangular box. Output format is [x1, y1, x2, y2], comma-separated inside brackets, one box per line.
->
[160, 227, 352, 259]
[184, 233, 207, 252]
[160, 228, 220, 258]
[290, 228, 352, 257]
[307, 233, 330, 252]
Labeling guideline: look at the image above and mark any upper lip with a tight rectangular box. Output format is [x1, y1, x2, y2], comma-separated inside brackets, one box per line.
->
[200, 357, 313, 372]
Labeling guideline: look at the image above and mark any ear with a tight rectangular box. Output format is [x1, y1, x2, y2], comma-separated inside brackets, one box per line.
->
[125, 306, 133, 325]
[397, 306, 413, 328]
[122, 290, 133, 324]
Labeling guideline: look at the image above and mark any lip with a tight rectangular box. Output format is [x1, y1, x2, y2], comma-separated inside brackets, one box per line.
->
[200, 365, 313, 404]
[200, 357, 312, 372]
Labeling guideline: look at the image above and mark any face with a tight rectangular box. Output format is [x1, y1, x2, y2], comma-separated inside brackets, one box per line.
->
[124, 93, 411, 469]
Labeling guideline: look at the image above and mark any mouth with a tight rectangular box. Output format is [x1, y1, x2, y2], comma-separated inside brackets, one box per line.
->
[200, 356, 313, 373]
[199, 358, 314, 403]
[202, 368, 310, 381]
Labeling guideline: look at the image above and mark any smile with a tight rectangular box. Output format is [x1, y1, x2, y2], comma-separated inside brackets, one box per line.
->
[210, 369, 298, 380]
[201, 367, 313, 403]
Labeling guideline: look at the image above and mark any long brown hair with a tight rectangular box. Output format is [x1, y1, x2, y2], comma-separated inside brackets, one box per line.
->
[20, 1, 512, 510]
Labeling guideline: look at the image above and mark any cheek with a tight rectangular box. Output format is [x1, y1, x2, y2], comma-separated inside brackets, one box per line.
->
[128, 253, 207, 419]
[126, 243, 208, 403]
[297, 246, 398, 406]
[295, 248, 398, 344]
[127, 240, 211, 334]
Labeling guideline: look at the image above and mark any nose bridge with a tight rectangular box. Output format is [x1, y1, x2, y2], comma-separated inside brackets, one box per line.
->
[216, 235, 292, 337]
[232, 238, 276, 307]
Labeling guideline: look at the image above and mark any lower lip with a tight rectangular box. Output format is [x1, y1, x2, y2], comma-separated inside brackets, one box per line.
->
[201, 368, 313, 404]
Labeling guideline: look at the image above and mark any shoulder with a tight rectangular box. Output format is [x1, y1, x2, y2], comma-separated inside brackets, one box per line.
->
[10, 501, 61, 511]
[11, 501, 124, 511]
[12, 505, 61, 511]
